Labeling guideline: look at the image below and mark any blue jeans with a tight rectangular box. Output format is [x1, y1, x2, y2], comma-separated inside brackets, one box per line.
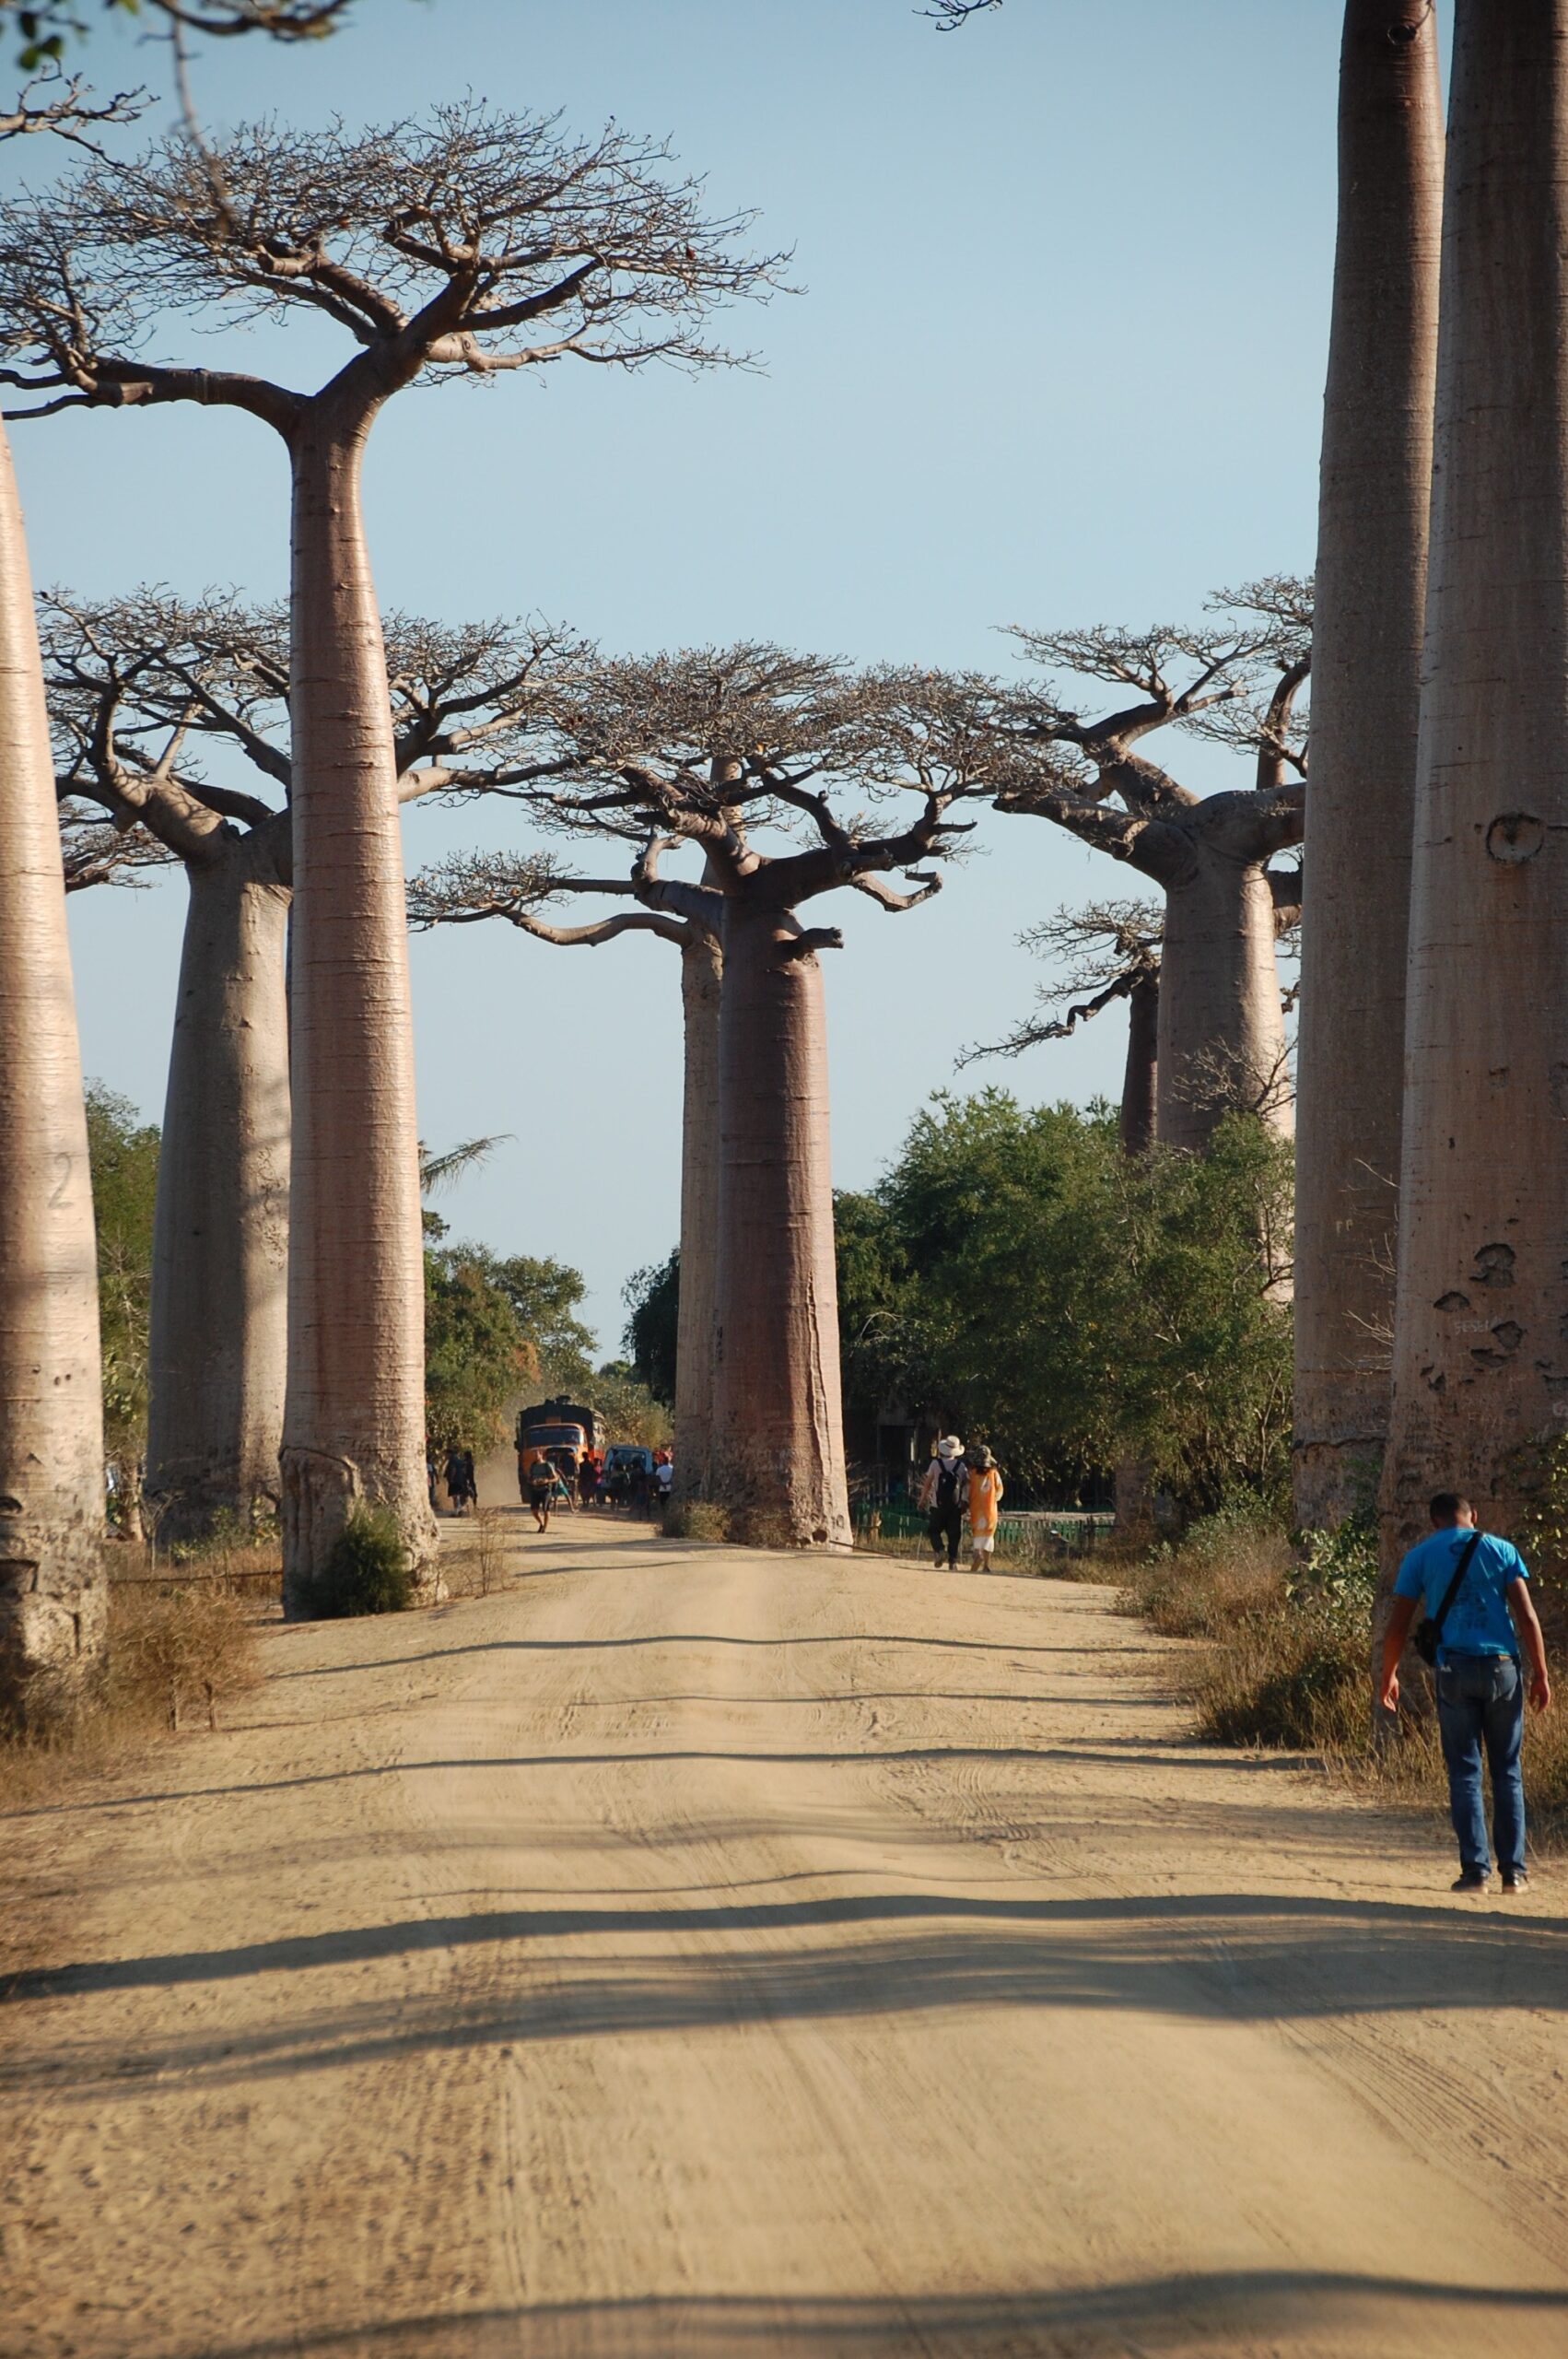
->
[1435, 1653, 1525, 1876]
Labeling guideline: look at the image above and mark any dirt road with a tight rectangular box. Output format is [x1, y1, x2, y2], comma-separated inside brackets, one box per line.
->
[4, 1513, 1567, 2358]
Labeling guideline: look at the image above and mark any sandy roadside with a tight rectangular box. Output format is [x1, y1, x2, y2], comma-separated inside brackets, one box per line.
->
[2, 1510, 1565, 2359]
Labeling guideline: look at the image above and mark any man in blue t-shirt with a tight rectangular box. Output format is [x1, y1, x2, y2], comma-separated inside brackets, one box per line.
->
[1379, 1491, 1551, 1894]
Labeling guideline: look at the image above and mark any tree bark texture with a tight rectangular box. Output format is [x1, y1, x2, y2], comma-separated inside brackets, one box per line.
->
[1295, 0, 1443, 1531]
[281, 417, 438, 1604]
[1156, 823, 1290, 1156]
[146, 829, 290, 1540]
[710, 902, 851, 1547]
[0, 421, 107, 1728]
[1120, 974, 1158, 1156]
[1382, 0, 1568, 1569]
[674, 925, 721, 1501]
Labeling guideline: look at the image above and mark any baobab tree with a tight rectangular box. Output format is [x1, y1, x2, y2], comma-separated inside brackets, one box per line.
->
[1294, 0, 1444, 1532]
[990, 586, 1310, 1155]
[1382, 1, 1568, 1565]
[409, 848, 724, 1498]
[517, 648, 987, 1543]
[0, 103, 782, 1596]
[45, 588, 583, 1555]
[0, 77, 151, 1730]
[965, 900, 1164, 1156]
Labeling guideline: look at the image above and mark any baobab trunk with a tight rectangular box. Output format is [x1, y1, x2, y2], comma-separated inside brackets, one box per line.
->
[1120, 973, 1158, 1156]
[1295, 0, 1443, 1531]
[0, 422, 106, 1729]
[281, 414, 438, 1604]
[146, 832, 290, 1541]
[1113, 971, 1159, 1534]
[674, 924, 721, 1499]
[1156, 839, 1289, 1155]
[710, 902, 851, 1547]
[1382, 0, 1568, 1571]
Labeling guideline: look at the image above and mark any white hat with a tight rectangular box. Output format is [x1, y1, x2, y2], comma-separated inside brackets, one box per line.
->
[936, 1435, 964, 1459]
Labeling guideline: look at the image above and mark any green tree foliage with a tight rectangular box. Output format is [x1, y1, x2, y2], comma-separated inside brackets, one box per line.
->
[840, 1092, 1293, 1515]
[84, 1083, 158, 1466]
[490, 1254, 599, 1393]
[423, 1246, 534, 1456]
[623, 1250, 679, 1403]
[591, 1360, 673, 1449]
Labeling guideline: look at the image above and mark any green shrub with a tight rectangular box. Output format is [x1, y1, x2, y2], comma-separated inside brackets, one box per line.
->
[300, 1508, 414, 1618]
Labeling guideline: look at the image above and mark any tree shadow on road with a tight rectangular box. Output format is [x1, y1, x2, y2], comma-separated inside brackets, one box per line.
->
[154, 2272, 1568, 2357]
[6, 1883, 1566, 2100]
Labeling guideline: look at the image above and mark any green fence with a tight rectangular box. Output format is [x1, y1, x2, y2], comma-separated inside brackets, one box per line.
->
[853, 1501, 1114, 1562]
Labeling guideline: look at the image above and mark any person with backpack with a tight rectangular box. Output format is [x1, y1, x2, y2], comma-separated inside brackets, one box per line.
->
[919, 1436, 967, 1571]
[1378, 1489, 1552, 1894]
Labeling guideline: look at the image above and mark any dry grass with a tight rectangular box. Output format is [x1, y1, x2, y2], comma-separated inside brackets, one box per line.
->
[661, 1499, 731, 1543]
[0, 1552, 267, 1813]
[1128, 1524, 1568, 1848]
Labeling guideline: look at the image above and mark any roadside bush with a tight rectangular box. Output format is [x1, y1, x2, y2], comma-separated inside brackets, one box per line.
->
[0, 1564, 263, 1810]
[299, 1508, 413, 1618]
[661, 1499, 731, 1543]
[1129, 1513, 1568, 1844]
[110, 1579, 261, 1731]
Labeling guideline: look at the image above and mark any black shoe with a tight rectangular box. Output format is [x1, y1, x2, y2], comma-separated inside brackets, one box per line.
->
[1502, 1870, 1530, 1894]
[1452, 1869, 1492, 1894]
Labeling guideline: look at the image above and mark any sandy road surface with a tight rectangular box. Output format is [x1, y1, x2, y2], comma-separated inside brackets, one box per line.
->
[3, 1512, 1568, 2359]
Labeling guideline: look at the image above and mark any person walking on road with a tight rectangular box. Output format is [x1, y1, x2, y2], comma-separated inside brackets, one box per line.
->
[919, 1437, 967, 1571]
[1379, 1490, 1551, 1894]
[526, 1449, 558, 1534]
[966, 1446, 1003, 1573]
[444, 1446, 473, 1517]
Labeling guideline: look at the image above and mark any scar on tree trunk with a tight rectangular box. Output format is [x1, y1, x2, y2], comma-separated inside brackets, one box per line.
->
[710, 901, 851, 1549]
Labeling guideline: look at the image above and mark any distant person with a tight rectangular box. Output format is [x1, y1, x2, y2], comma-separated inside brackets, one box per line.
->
[444, 1447, 472, 1517]
[426, 1452, 438, 1513]
[462, 1448, 477, 1509]
[966, 1446, 1003, 1573]
[527, 1449, 557, 1534]
[579, 1451, 600, 1509]
[1379, 1490, 1552, 1894]
[919, 1437, 966, 1572]
[656, 1454, 675, 1508]
[629, 1458, 651, 1519]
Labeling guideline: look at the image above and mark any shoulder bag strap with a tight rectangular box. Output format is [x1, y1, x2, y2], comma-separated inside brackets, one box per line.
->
[1431, 1530, 1483, 1644]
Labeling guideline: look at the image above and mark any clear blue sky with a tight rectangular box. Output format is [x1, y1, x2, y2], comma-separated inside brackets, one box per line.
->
[17, 0, 1348, 1349]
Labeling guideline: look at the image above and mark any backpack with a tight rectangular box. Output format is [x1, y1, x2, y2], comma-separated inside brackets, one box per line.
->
[933, 1457, 965, 1510]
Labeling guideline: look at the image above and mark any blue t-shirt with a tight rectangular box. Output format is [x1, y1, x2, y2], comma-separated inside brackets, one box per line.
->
[1393, 1528, 1527, 1663]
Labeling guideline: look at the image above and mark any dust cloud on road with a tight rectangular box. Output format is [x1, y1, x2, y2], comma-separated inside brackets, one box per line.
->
[4, 1513, 1566, 2357]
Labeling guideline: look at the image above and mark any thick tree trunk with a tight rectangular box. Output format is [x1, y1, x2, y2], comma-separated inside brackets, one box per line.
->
[1382, 0, 1568, 1572]
[710, 900, 851, 1547]
[0, 421, 107, 1730]
[281, 415, 438, 1606]
[146, 831, 290, 1541]
[1113, 972, 1160, 1535]
[1294, 0, 1443, 1531]
[1120, 973, 1158, 1155]
[673, 925, 721, 1500]
[1156, 841, 1289, 1156]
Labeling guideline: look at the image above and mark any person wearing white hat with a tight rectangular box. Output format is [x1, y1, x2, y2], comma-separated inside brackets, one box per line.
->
[918, 1436, 966, 1570]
